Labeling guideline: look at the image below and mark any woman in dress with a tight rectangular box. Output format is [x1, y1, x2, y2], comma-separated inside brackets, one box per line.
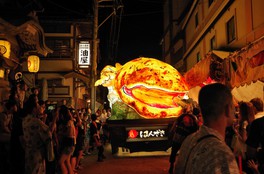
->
[22, 96, 52, 174]
[57, 105, 76, 174]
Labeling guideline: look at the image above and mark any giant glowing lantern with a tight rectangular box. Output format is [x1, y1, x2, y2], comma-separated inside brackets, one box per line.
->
[95, 57, 190, 119]
[28, 55, 40, 73]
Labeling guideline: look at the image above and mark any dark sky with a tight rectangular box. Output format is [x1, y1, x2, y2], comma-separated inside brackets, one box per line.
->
[0, 0, 164, 67]
[98, 0, 164, 66]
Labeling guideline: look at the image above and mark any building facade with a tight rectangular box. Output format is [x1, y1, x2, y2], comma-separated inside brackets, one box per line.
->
[0, 1, 95, 111]
[0, 13, 52, 111]
[163, 0, 264, 74]
[22, 19, 93, 109]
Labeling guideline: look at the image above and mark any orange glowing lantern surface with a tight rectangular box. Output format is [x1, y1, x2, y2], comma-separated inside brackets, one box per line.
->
[0, 68, 4, 78]
[95, 57, 189, 119]
[28, 55, 40, 73]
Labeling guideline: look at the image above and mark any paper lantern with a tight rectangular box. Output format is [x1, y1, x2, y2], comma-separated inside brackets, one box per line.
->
[28, 55, 40, 73]
[0, 40, 11, 58]
[0, 68, 4, 78]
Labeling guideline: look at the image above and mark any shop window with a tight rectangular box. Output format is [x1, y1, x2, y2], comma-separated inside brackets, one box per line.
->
[45, 38, 72, 58]
[47, 78, 63, 87]
[227, 16, 236, 43]
[41, 23, 71, 33]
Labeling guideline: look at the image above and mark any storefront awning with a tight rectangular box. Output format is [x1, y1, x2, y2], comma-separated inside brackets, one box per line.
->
[184, 51, 229, 88]
[185, 37, 264, 103]
[228, 36, 264, 88]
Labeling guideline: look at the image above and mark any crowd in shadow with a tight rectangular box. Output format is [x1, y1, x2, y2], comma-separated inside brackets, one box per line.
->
[0, 80, 111, 174]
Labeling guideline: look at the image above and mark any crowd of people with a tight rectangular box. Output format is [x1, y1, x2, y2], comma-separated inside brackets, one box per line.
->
[169, 83, 264, 174]
[0, 81, 111, 174]
[1, 80, 263, 174]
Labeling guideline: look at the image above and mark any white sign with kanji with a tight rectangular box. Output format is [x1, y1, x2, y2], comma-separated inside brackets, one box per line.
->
[78, 41, 90, 66]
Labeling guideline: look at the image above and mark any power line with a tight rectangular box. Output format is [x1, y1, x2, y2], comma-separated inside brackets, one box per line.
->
[46, 0, 88, 16]
[123, 10, 162, 17]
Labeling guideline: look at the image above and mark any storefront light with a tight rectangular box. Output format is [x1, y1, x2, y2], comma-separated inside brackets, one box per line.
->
[28, 55, 40, 73]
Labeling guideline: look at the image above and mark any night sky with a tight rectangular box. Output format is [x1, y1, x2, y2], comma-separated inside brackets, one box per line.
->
[116, 0, 163, 63]
[98, 0, 164, 66]
[0, 0, 164, 68]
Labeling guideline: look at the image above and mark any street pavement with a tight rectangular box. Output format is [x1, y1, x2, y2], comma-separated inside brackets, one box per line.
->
[78, 143, 171, 174]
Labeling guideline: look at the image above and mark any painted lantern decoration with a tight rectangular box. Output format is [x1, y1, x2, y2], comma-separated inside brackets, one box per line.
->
[95, 57, 189, 119]
[0, 40, 11, 58]
[28, 55, 40, 73]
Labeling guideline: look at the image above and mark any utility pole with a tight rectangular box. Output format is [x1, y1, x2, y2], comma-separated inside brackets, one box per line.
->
[91, 0, 123, 113]
[91, 0, 98, 114]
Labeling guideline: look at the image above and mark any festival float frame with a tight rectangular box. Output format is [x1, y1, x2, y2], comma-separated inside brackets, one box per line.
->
[95, 57, 190, 154]
[228, 36, 264, 102]
[185, 38, 264, 103]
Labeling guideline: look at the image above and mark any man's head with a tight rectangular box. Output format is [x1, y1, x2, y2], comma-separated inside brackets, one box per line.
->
[198, 83, 234, 126]
[250, 97, 263, 113]
[91, 113, 97, 121]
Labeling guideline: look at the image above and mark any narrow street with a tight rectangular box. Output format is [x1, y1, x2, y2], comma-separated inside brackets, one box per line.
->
[78, 144, 171, 174]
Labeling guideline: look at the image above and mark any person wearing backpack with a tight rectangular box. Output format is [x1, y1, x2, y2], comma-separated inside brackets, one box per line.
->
[174, 83, 240, 174]
[168, 109, 199, 174]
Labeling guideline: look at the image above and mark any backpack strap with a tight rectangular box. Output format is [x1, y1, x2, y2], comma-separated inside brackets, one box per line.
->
[182, 134, 219, 173]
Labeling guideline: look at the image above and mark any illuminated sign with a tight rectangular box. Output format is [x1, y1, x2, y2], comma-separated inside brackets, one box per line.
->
[78, 41, 90, 66]
[126, 126, 168, 142]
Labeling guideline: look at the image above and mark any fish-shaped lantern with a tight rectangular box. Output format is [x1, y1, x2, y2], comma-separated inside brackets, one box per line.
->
[95, 57, 189, 118]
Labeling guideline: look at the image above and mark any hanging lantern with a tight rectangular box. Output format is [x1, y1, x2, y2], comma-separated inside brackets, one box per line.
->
[0, 68, 4, 78]
[0, 40, 11, 58]
[28, 55, 40, 73]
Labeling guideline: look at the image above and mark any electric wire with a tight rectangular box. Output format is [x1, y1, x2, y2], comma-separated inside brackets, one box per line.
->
[46, 0, 88, 16]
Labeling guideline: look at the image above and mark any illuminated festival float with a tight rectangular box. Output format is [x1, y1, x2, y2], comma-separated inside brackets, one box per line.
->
[95, 57, 190, 153]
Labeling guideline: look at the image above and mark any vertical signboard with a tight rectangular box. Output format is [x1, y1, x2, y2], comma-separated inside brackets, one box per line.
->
[78, 41, 90, 67]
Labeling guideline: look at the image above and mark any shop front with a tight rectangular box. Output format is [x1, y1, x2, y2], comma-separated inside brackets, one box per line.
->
[0, 15, 52, 111]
